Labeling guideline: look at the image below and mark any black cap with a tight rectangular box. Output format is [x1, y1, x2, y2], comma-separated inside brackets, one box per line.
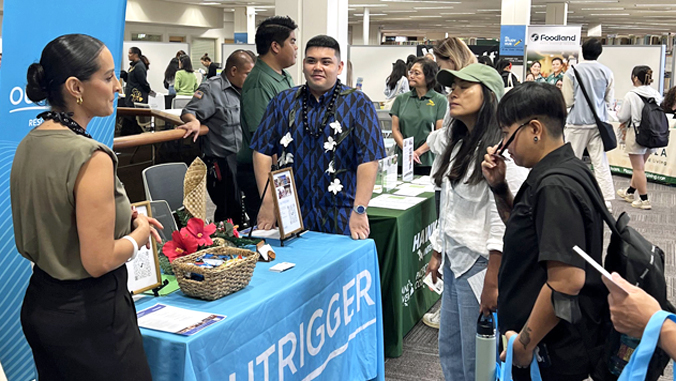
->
[477, 313, 495, 336]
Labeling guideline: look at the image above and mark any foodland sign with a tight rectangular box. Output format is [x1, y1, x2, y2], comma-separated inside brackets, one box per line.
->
[527, 25, 582, 49]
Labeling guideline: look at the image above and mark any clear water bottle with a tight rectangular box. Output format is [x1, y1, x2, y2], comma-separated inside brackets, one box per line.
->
[475, 313, 497, 381]
[608, 333, 641, 375]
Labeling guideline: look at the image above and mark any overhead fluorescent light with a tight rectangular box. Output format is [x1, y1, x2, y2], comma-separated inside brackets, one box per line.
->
[580, 7, 624, 10]
[589, 13, 629, 15]
[385, 10, 418, 12]
[355, 13, 388, 15]
[569, 0, 618, 3]
[637, 9, 676, 12]
[380, 0, 461, 3]
[351, 4, 388, 7]
[634, 3, 675, 6]
[410, 15, 443, 17]
[477, 9, 500, 12]
[439, 12, 475, 15]
[413, 6, 454, 9]
[532, 4, 546, 7]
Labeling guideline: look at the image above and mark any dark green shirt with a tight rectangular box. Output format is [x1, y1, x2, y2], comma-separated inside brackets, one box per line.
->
[390, 89, 447, 167]
[238, 58, 294, 164]
[546, 71, 565, 85]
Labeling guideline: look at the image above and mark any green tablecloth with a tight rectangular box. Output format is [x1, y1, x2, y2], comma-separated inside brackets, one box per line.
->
[368, 188, 439, 358]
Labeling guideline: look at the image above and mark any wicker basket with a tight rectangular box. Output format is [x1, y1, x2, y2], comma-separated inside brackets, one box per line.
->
[170, 246, 259, 301]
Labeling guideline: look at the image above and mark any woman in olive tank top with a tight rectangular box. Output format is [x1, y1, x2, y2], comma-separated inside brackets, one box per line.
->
[10, 34, 163, 381]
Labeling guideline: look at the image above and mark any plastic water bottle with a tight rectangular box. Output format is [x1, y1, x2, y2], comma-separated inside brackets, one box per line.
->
[608, 333, 641, 375]
[475, 313, 497, 381]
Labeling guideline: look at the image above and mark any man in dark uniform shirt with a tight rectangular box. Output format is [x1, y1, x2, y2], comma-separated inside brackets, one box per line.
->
[178, 50, 254, 224]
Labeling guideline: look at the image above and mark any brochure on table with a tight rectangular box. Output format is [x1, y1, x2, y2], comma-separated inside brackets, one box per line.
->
[137, 303, 226, 336]
[368, 194, 426, 210]
[126, 201, 162, 295]
[402, 137, 414, 182]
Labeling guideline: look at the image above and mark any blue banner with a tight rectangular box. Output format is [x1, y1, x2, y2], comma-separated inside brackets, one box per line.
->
[500, 25, 527, 57]
[0, 1, 127, 380]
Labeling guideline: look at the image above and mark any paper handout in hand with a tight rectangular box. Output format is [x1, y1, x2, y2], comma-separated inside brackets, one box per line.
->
[572, 245, 629, 295]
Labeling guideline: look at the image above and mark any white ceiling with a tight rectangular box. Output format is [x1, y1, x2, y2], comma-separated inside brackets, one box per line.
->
[166, 0, 676, 38]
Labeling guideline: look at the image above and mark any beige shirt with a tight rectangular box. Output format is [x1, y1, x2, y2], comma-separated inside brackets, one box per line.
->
[11, 129, 132, 280]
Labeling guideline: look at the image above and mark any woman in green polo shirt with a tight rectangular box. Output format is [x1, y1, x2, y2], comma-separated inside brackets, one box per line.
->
[390, 58, 448, 175]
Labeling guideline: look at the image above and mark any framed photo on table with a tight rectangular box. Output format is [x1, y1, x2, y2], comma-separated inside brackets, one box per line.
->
[126, 201, 162, 295]
[269, 167, 304, 239]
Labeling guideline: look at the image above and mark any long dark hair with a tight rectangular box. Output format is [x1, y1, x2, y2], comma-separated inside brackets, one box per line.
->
[179, 55, 194, 73]
[434, 85, 501, 187]
[26, 34, 105, 110]
[164, 57, 179, 82]
[130, 46, 150, 69]
[387, 59, 407, 90]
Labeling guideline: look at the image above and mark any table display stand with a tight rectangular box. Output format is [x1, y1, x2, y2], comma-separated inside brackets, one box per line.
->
[278, 229, 306, 247]
[150, 279, 170, 297]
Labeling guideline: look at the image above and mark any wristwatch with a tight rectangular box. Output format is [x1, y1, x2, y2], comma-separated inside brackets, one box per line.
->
[353, 205, 367, 215]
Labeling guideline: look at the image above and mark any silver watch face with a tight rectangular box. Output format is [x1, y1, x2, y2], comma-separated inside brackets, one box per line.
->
[355, 205, 366, 214]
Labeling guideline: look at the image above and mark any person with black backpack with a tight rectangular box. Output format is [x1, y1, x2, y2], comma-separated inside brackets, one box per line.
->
[481, 82, 610, 380]
[616, 65, 669, 210]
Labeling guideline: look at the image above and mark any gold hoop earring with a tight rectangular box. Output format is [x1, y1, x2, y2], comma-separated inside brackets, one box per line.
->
[76, 97, 83, 105]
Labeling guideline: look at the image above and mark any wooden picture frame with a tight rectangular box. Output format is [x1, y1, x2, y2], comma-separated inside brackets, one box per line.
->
[269, 167, 304, 239]
[126, 201, 162, 295]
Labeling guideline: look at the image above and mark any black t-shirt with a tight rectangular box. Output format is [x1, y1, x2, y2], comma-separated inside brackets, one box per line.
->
[498, 144, 609, 376]
[207, 62, 219, 79]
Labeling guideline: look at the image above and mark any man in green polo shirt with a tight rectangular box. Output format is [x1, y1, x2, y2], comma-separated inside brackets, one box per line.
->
[546, 57, 565, 85]
[238, 15, 298, 226]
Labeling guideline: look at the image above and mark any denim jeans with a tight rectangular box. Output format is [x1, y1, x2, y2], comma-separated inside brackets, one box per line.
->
[438, 255, 487, 381]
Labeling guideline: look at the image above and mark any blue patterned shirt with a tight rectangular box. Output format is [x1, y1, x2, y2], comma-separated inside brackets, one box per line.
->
[251, 83, 386, 235]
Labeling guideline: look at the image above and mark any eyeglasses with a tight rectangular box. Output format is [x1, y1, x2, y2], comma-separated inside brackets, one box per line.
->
[498, 119, 534, 156]
[408, 70, 423, 77]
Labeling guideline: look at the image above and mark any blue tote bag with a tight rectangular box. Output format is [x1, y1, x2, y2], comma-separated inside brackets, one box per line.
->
[619, 311, 676, 381]
[496, 335, 543, 381]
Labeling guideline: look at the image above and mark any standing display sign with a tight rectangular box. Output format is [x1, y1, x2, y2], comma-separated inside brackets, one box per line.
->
[500, 25, 527, 65]
[269, 167, 304, 240]
[0, 1, 127, 380]
[127, 202, 162, 295]
[525, 25, 582, 83]
[402, 137, 414, 182]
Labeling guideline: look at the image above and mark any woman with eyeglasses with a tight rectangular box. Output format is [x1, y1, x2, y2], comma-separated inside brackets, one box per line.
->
[482, 82, 609, 380]
[389, 58, 447, 175]
[425, 64, 527, 381]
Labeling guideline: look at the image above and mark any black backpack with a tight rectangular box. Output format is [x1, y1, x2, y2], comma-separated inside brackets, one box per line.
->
[541, 167, 674, 381]
[633, 93, 670, 148]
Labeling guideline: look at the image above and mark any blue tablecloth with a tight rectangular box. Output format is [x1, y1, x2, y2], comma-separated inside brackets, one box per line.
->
[136, 232, 385, 381]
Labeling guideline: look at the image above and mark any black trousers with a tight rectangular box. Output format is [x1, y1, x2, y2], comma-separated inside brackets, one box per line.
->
[237, 162, 261, 227]
[21, 266, 152, 381]
[205, 154, 242, 225]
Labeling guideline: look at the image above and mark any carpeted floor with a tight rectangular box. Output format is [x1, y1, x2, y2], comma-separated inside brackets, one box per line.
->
[385, 175, 676, 381]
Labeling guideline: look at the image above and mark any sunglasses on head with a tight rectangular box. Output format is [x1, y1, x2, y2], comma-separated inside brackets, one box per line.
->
[498, 119, 535, 156]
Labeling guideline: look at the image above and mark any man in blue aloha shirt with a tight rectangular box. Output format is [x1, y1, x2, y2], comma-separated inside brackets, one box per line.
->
[251, 35, 385, 239]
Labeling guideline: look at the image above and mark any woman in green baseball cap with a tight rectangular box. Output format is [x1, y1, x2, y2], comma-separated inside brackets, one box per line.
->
[426, 63, 528, 381]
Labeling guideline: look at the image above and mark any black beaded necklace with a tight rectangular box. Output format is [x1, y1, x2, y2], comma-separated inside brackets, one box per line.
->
[301, 79, 342, 138]
[37, 111, 92, 139]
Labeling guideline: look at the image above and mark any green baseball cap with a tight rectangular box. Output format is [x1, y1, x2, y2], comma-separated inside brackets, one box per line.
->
[436, 63, 505, 100]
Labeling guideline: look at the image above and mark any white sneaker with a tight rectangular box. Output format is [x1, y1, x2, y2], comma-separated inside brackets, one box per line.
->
[617, 189, 635, 203]
[632, 199, 652, 210]
[422, 309, 440, 329]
